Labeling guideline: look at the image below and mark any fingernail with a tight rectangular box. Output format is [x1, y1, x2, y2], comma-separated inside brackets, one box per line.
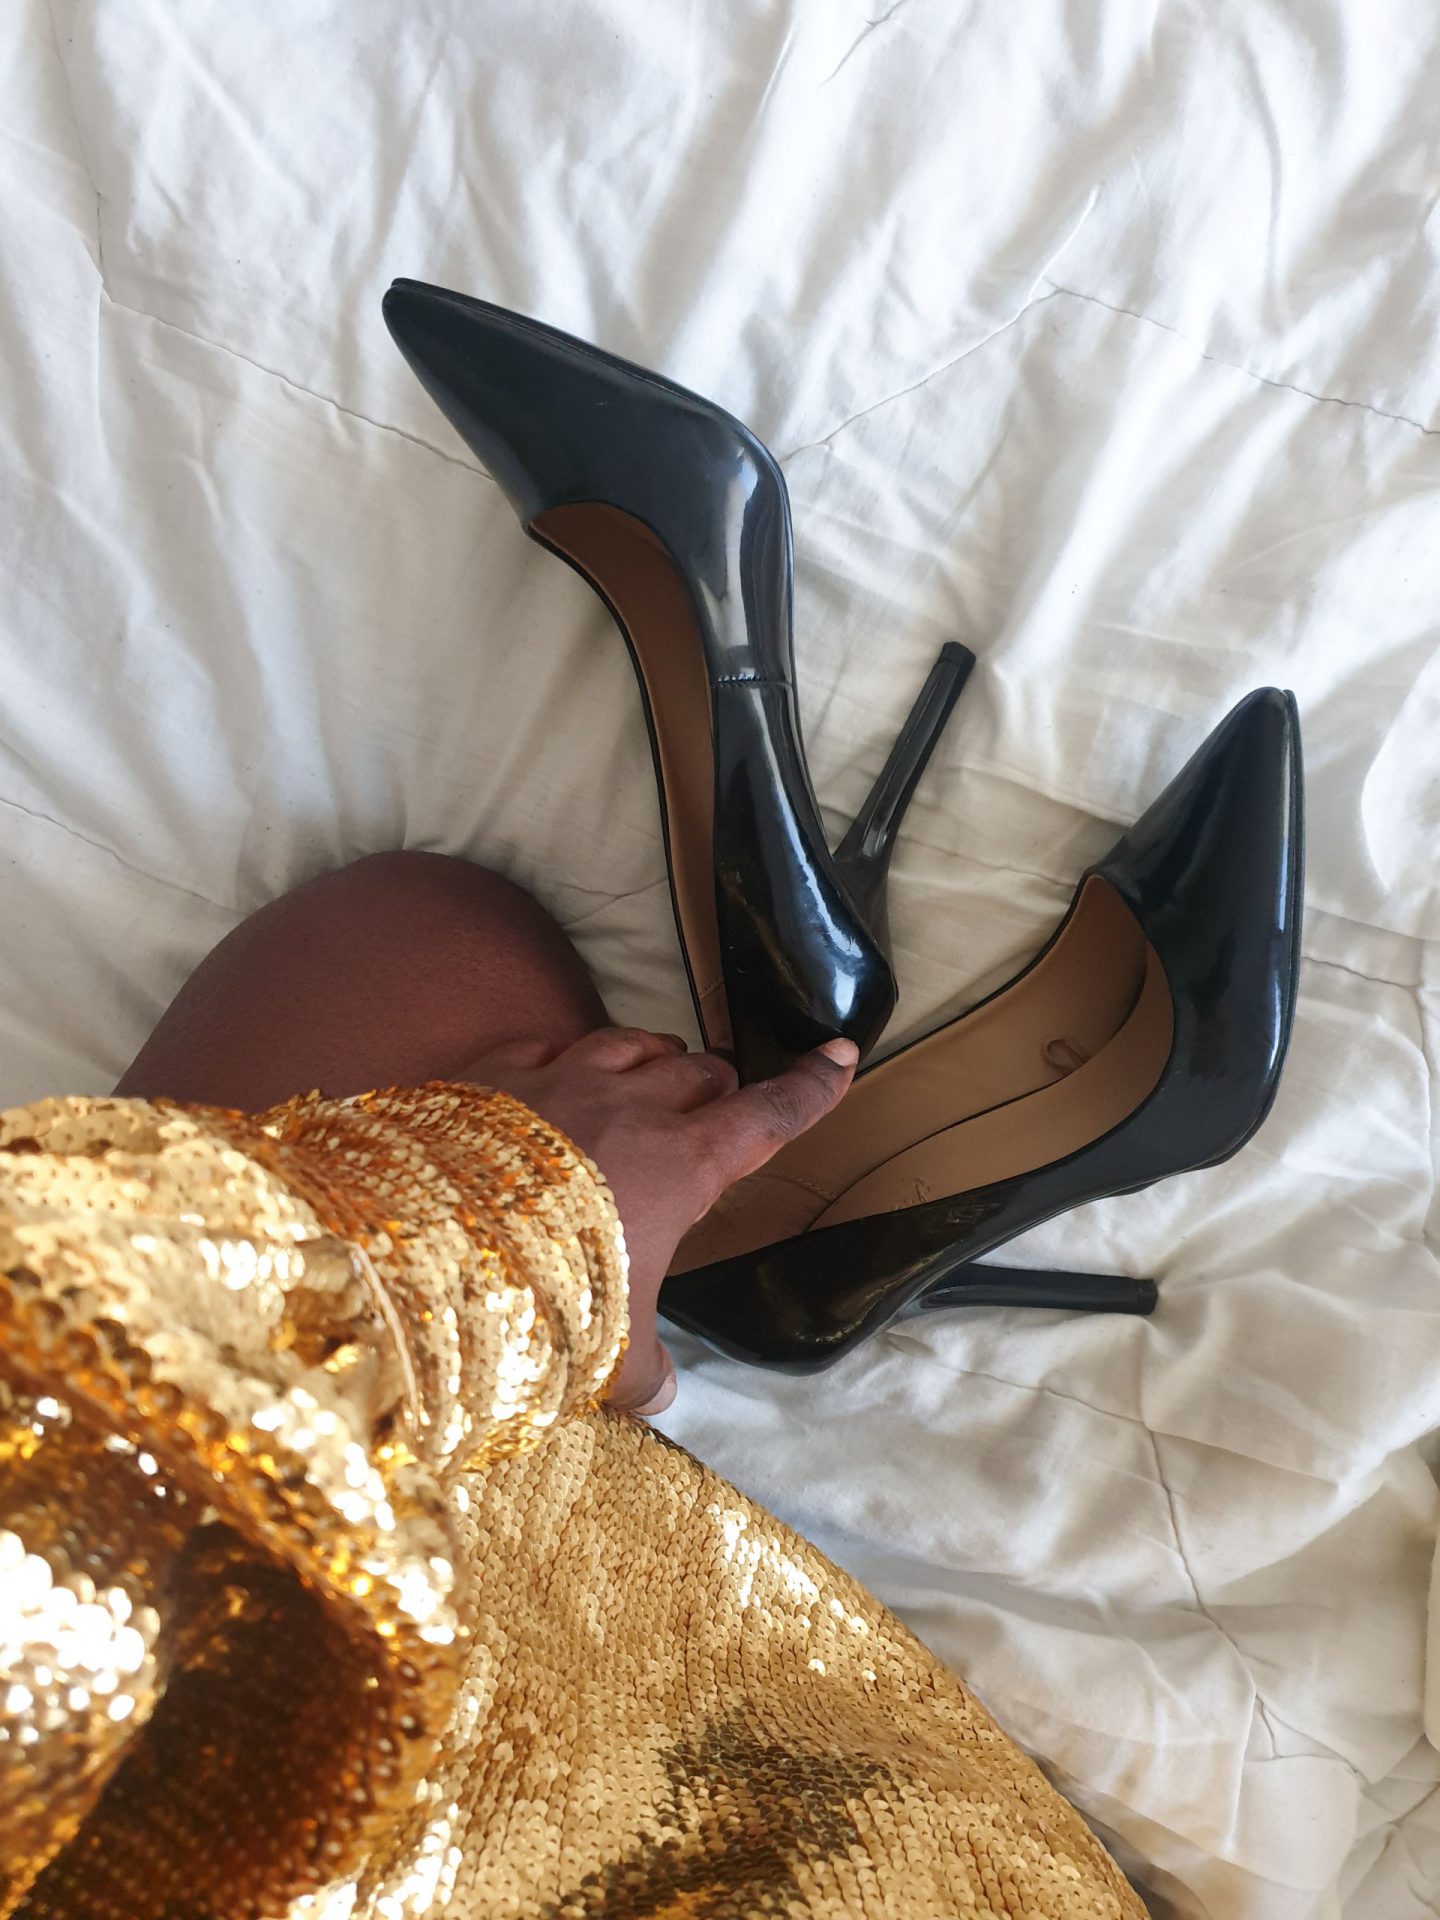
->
[631, 1352, 677, 1418]
[818, 1037, 859, 1067]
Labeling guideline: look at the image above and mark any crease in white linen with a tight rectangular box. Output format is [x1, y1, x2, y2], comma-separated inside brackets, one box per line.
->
[1048, 280, 1440, 440]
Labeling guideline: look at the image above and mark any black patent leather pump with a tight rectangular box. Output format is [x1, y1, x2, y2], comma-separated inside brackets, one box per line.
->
[662, 689, 1303, 1370]
[383, 279, 970, 1081]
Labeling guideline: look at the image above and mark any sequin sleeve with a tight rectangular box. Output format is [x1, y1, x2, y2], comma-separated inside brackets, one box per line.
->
[0, 1084, 627, 1919]
[208, 1082, 631, 1473]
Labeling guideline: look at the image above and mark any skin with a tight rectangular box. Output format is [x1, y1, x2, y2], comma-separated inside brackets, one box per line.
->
[456, 1025, 856, 1410]
[117, 851, 856, 1414]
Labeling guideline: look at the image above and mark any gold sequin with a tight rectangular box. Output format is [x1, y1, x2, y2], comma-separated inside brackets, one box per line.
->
[0, 1088, 1141, 1918]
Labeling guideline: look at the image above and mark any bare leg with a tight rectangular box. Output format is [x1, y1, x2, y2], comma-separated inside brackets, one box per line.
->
[116, 851, 608, 1110]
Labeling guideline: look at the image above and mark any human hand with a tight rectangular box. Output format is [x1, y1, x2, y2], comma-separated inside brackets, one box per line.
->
[458, 1027, 858, 1415]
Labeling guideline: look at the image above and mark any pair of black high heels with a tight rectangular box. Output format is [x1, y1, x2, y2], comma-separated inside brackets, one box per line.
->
[385, 280, 1304, 1373]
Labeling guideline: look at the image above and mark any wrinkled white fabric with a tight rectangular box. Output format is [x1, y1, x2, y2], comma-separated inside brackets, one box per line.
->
[1, 3, 1437, 1913]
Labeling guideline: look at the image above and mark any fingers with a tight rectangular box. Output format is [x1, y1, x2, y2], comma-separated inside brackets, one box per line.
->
[606, 1341, 677, 1418]
[692, 1038, 859, 1192]
[470, 1035, 562, 1072]
[571, 1026, 690, 1072]
[630, 1351, 677, 1417]
[629, 1049, 739, 1112]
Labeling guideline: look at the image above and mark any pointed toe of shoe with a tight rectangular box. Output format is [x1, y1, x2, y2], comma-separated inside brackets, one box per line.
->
[1096, 685, 1304, 1165]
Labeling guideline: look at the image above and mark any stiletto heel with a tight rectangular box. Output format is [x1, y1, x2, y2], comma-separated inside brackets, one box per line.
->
[662, 689, 1303, 1370]
[383, 280, 968, 1080]
[910, 1266, 1157, 1316]
[834, 642, 974, 955]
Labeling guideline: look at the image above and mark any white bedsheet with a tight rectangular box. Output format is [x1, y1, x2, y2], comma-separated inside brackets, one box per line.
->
[3, 2, 1438, 1911]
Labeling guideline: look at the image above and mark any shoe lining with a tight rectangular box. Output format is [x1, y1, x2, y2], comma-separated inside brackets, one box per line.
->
[532, 503, 731, 1053]
[672, 877, 1174, 1268]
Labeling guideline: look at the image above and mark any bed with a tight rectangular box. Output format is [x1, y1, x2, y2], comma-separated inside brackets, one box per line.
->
[4, 2, 1438, 1912]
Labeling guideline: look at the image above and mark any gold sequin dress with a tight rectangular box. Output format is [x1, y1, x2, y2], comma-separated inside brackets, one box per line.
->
[0, 1085, 1143, 1919]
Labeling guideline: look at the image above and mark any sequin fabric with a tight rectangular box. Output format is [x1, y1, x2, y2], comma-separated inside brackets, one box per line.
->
[0, 1087, 1142, 1919]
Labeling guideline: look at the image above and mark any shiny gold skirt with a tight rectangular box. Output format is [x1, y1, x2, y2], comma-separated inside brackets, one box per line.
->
[0, 1088, 1142, 1918]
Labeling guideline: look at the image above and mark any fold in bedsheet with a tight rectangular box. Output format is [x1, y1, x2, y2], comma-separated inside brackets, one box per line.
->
[2, 3, 1438, 1914]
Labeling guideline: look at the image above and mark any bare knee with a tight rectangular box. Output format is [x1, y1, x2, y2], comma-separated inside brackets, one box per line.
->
[332, 851, 595, 953]
[117, 850, 607, 1107]
[322, 850, 610, 1027]
[353, 853, 607, 1058]
[326, 850, 525, 917]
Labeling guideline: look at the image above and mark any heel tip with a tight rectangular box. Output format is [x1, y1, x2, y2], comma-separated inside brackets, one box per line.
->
[937, 640, 977, 680]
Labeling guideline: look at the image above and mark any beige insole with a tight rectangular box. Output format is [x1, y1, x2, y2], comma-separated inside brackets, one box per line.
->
[672, 876, 1174, 1268]
[533, 503, 732, 1052]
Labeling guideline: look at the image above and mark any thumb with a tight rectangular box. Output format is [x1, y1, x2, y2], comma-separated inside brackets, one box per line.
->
[697, 1038, 858, 1191]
